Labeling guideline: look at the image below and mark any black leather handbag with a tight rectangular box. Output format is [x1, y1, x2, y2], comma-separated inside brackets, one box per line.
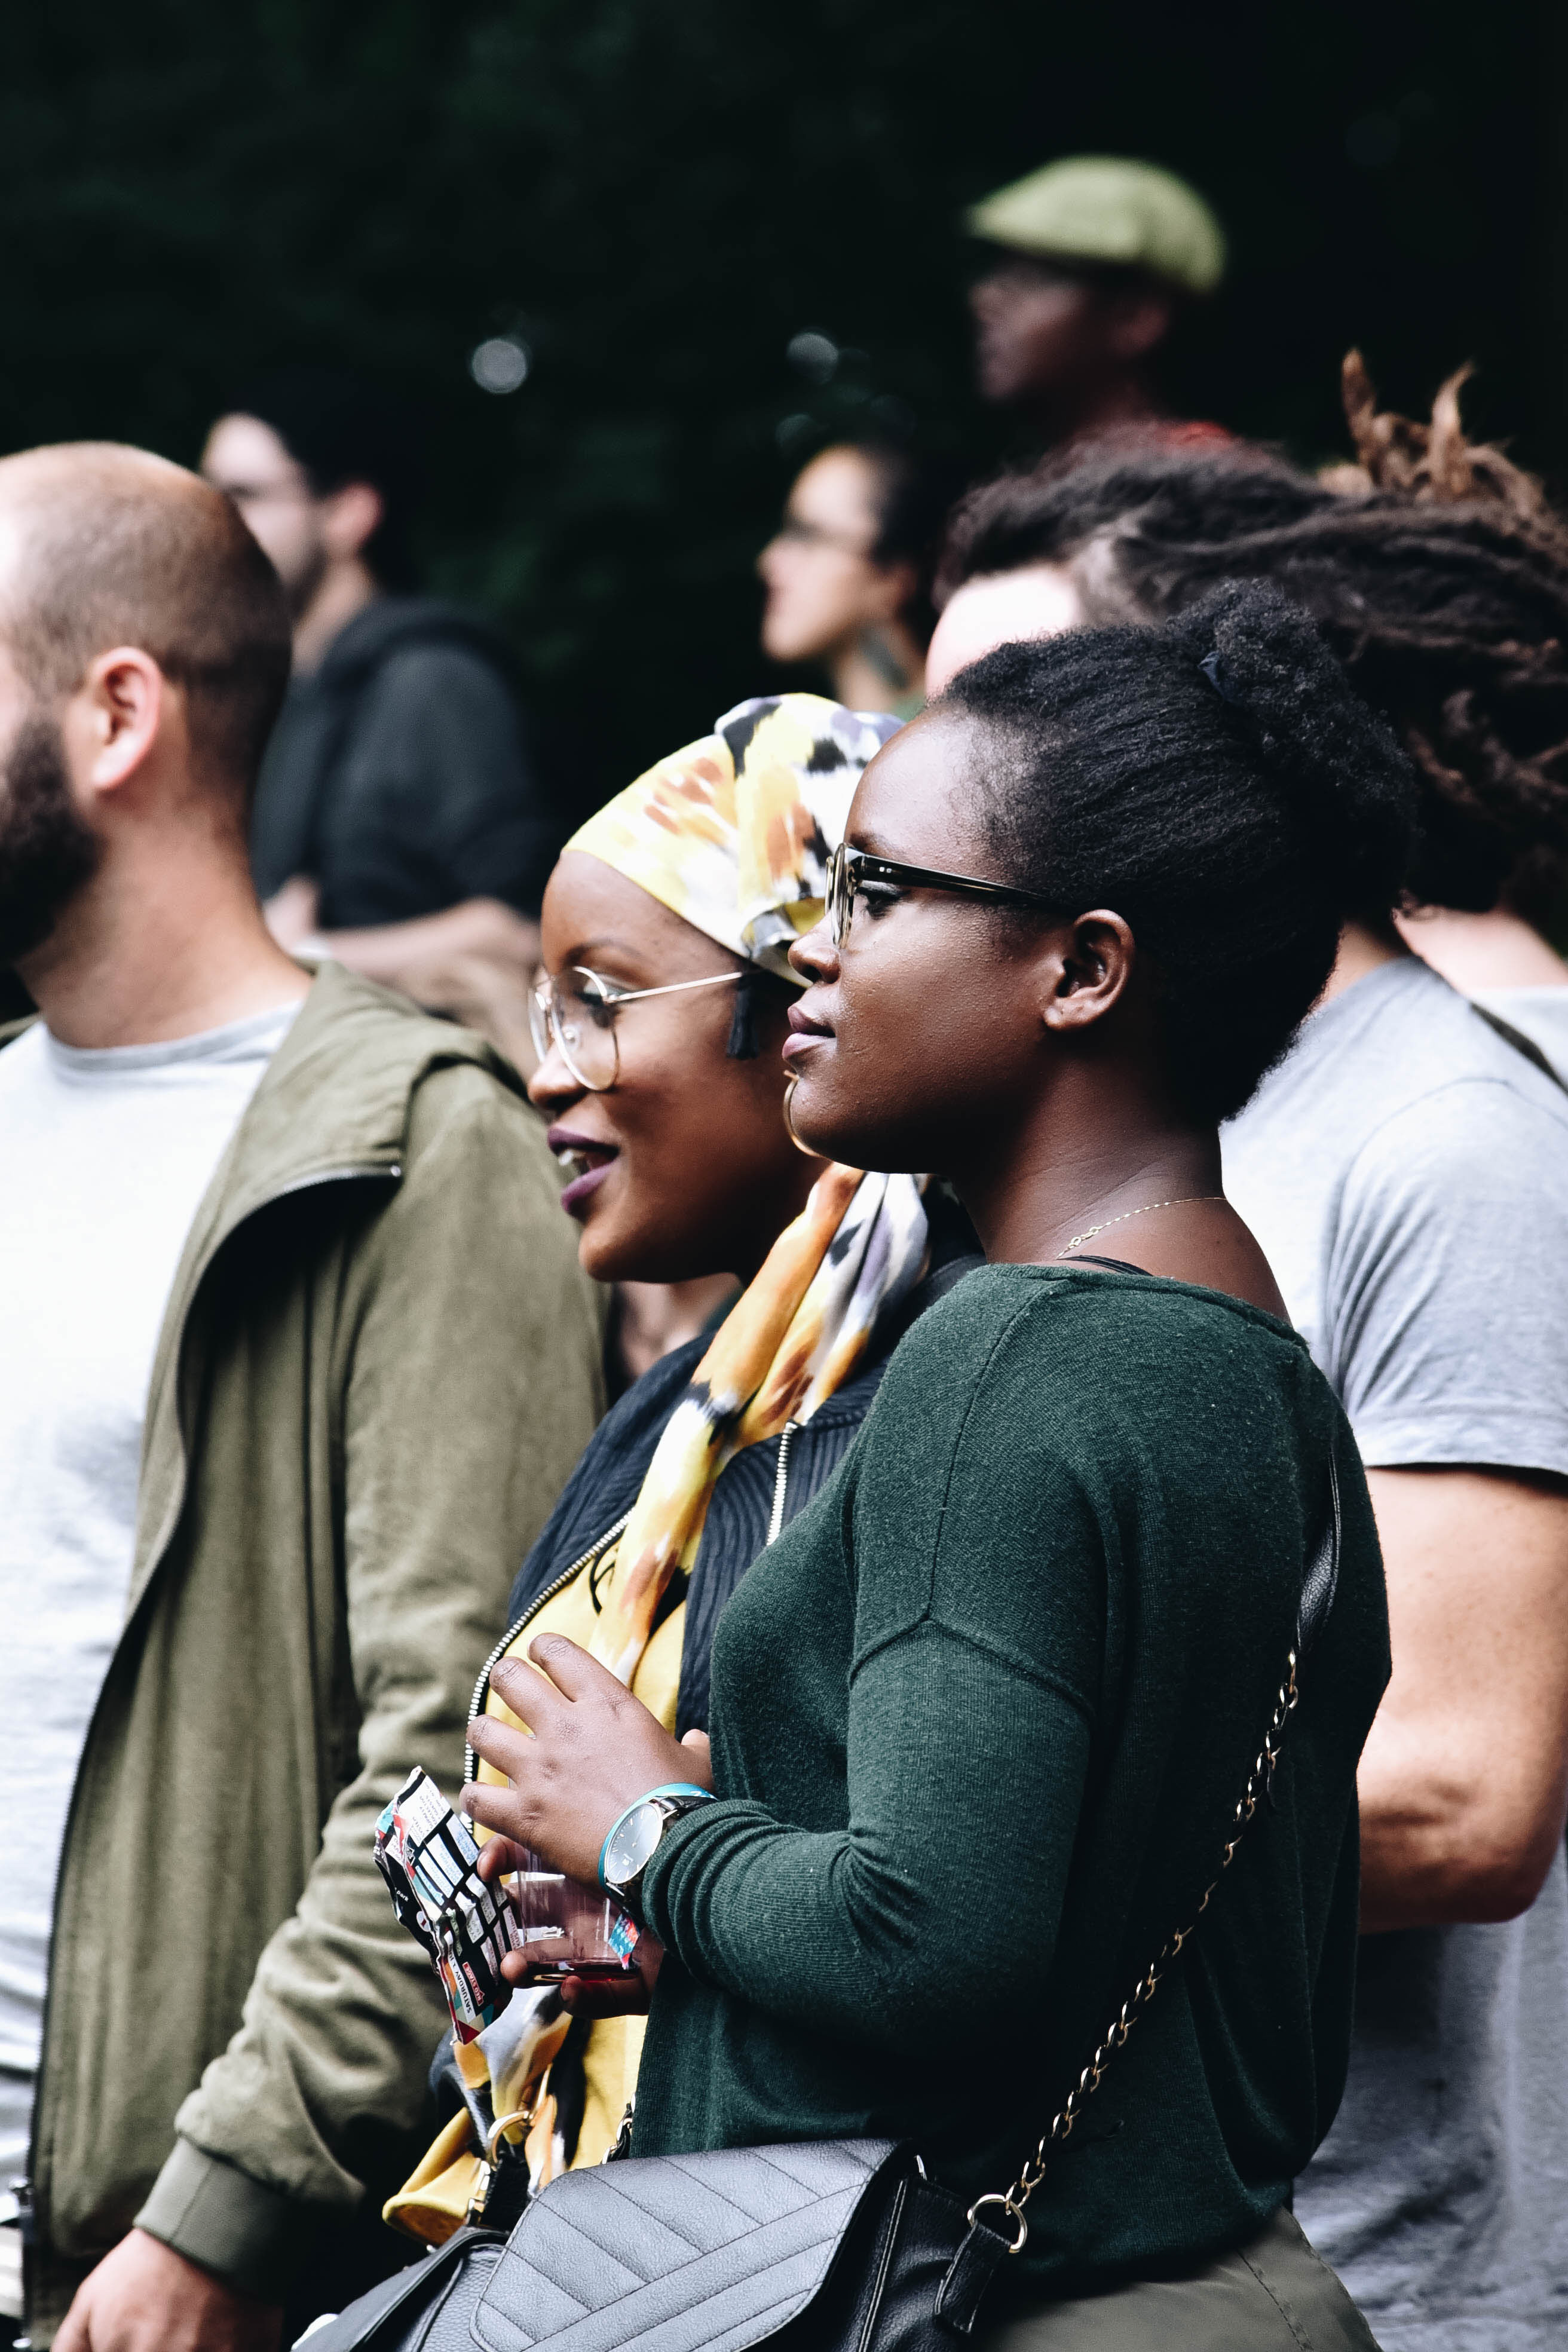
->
[298, 2138, 999, 2352]
[300, 1462, 1340, 2352]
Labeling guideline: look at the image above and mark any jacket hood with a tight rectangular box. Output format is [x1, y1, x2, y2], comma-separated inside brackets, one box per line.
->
[315, 596, 519, 690]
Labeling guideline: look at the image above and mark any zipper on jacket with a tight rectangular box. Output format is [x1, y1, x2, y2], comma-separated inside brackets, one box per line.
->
[464, 1510, 633, 1783]
[767, 1421, 800, 1546]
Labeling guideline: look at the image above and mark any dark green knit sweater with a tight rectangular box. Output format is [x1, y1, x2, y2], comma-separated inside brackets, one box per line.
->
[637, 1266, 1389, 2298]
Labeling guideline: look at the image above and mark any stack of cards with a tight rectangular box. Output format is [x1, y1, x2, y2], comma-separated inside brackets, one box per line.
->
[374, 1766, 520, 2042]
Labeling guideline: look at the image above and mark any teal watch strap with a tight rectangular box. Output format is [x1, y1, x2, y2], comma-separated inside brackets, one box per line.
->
[598, 1781, 715, 1891]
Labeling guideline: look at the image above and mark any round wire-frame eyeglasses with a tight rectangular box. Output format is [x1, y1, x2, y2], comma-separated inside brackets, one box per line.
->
[528, 964, 742, 1092]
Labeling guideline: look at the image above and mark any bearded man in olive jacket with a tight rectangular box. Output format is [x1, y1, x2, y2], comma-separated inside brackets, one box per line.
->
[0, 445, 602, 2351]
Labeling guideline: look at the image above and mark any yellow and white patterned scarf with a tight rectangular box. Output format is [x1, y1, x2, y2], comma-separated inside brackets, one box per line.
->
[590, 1160, 929, 1681]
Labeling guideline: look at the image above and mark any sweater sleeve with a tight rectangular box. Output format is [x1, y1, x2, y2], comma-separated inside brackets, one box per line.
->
[642, 1289, 1107, 2058]
[642, 1629, 1094, 2057]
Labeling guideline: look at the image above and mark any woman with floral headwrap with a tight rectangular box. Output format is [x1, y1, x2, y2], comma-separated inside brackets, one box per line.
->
[385, 694, 980, 2237]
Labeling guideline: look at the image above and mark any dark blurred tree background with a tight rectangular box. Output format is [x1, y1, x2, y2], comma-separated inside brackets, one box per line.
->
[0, 0, 1557, 809]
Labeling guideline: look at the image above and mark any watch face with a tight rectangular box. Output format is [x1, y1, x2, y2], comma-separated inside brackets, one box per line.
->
[604, 1800, 666, 1889]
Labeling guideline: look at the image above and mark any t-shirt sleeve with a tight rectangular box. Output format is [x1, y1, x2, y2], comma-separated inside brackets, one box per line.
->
[1325, 1076, 1568, 1475]
[355, 646, 558, 913]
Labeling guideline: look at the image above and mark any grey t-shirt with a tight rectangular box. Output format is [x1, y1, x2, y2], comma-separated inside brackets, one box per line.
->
[1472, 984, 1568, 1089]
[1223, 956, 1568, 2351]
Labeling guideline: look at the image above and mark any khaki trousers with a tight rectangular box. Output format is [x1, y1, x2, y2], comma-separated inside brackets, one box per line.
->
[988, 2209, 1382, 2350]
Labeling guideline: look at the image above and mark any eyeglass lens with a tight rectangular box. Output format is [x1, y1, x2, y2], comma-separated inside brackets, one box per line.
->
[529, 971, 620, 1093]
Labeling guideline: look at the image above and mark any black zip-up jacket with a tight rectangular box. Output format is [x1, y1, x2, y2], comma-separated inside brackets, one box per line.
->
[251, 598, 556, 924]
[504, 1208, 982, 1737]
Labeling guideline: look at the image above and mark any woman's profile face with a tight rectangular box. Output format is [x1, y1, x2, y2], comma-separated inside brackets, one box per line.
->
[784, 714, 1067, 1177]
[758, 448, 906, 665]
[529, 853, 819, 1285]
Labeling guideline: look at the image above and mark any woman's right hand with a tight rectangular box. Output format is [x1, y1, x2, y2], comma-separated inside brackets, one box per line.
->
[474, 1832, 664, 2014]
[562, 1726, 705, 2009]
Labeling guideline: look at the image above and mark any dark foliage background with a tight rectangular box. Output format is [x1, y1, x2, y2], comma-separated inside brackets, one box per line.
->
[0, 0, 1558, 810]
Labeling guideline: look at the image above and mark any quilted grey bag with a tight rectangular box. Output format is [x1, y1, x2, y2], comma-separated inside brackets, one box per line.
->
[301, 1463, 1340, 2352]
[299, 2137, 993, 2352]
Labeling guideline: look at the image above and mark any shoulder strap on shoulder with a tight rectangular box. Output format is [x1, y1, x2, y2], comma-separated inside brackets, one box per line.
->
[1471, 1001, 1568, 1097]
[1296, 1447, 1342, 1664]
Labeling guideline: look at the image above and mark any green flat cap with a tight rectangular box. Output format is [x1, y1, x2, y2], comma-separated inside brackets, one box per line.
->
[966, 155, 1226, 297]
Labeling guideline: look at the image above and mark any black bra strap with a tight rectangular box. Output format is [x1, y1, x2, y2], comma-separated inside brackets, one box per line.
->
[1052, 1252, 1145, 1275]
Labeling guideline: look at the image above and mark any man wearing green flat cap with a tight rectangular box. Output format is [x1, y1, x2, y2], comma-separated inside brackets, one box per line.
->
[966, 154, 1228, 451]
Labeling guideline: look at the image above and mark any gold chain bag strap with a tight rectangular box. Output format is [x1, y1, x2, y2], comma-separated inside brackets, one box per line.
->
[952, 1450, 1343, 2290]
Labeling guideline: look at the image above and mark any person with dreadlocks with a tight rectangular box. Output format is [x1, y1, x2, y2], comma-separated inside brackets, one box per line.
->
[920, 376, 1568, 2352]
[1322, 361, 1568, 1071]
[928, 358, 1568, 1075]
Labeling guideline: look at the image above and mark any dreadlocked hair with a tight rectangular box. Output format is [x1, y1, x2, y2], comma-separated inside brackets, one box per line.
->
[939, 580, 1415, 1123]
[936, 362, 1568, 917]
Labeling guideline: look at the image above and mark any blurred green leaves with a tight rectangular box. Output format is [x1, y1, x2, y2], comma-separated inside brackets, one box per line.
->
[0, 0, 1549, 805]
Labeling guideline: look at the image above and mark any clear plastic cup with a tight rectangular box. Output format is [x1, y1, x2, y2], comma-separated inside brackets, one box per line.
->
[508, 1850, 641, 1983]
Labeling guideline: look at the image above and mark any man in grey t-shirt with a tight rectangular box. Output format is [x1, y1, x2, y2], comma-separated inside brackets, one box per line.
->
[1224, 950, 1568, 2351]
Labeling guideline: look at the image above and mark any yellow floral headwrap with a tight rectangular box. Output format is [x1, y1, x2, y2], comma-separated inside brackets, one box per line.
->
[565, 693, 902, 982]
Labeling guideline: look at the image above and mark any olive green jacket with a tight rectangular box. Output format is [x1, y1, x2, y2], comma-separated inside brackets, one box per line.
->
[22, 964, 603, 2338]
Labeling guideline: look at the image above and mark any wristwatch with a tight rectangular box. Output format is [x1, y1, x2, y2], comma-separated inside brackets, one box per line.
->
[599, 1781, 715, 1912]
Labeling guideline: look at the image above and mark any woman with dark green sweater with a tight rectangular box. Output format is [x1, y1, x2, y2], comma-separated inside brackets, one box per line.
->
[466, 583, 1400, 2343]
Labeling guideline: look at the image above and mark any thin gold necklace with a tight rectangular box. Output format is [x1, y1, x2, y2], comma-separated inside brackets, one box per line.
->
[1059, 1195, 1224, 1257]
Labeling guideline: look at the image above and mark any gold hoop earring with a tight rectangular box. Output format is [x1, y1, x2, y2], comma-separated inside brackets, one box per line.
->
[782, 1076, 818, 1157]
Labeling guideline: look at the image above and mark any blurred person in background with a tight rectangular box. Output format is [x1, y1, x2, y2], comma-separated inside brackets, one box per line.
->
[381, 696, 982, 2240]
[203, 366, 556, 1068]
[925, 396, 1568, 2351]
[606, 442, 962, 1394]
[0, 443, 601, 2351]
[929, 362, 1568, 1077]
[1324, 359, 1568, 1061]
[758, 437, 962, 721]
[965, 155, 1230, 458]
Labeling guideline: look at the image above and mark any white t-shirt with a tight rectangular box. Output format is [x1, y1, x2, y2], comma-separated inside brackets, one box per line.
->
[0, 1003, 299, 2195]
[1223, 958, 1568, 2351]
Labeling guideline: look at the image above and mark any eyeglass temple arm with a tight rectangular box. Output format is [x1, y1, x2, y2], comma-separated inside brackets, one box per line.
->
[581, 969, 744, 1006]
[849, 852, 1059, 914]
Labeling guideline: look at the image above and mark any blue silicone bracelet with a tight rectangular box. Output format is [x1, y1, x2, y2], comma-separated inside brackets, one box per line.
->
[598, 1783, 715, 1890]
